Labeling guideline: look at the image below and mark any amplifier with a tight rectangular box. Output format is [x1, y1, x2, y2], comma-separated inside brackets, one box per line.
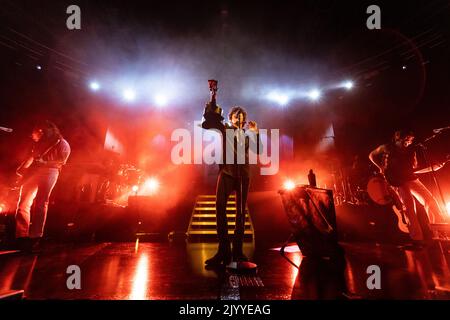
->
[279, 185, 343, 258]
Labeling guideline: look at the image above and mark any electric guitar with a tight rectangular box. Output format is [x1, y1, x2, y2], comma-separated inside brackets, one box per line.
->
[388, 155, 449, 234]
[15, 139, 61, 184]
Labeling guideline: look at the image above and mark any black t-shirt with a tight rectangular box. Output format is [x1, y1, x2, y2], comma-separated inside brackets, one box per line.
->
[383, 143, 417, 186]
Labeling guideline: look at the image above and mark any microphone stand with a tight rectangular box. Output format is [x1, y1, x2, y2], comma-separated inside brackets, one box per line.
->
[238, 117, 243, 260]
[417, 132, 448, 217]
[227, 115, 258, 272]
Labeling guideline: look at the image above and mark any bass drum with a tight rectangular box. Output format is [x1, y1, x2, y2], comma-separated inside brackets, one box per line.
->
[366, 175, 393, 206]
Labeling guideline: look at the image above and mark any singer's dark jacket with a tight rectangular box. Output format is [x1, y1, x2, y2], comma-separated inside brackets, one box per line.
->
[201, 102, 262, 178]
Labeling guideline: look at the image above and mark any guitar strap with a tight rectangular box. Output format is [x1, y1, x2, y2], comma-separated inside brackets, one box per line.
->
[37, 138, 61, 160]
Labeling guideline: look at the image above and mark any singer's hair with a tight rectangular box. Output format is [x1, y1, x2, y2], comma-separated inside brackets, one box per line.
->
[393, 129, 414, 142]
[228, 106, 247, 123]
[33, 120, 62, 140]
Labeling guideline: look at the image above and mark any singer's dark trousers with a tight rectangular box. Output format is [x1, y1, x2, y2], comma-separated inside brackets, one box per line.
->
[215, 171, 250, 250]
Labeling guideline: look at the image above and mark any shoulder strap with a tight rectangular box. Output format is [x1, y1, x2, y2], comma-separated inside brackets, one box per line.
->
[39, 139, 61, 158]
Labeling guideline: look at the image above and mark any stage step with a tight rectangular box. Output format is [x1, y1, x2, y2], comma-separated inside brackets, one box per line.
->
[187, 194, 254, 242]
[194, 207, 238, 211]
[189, 230, 254, 235]
[196, 201, 236, 205]
[190, 221, 251, 226]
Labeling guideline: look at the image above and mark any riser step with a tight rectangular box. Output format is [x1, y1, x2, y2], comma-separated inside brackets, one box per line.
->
[190, 225, 252, 229]
[188, 230, 253, 235]
[193, 214, 250, 219]
[191, 221, 251, 226]
[195, 207, 249, 211]
[196, 201, 236, 205]
[197, 195, 236, 200]
[187, 236, 253, 243]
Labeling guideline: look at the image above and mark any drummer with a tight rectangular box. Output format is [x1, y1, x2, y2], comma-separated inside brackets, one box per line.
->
[369, 130, 447, 246]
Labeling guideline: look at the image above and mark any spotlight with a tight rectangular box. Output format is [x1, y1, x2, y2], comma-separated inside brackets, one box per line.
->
[144, 177, 160, 194]
[402, 65, 407, 70]
[154, 94, 168, 107]
[36, 65, 42, 70]
[267, 91, 289, 106]
[123, 89, 136, 102]
[89, 81, 100, 91]
[283, 179, 296, 191]
[308, 89, 321, 101]
[343, 80, 353, 90]
[132, 185, 139, 193]
[446, 201, 450, 216]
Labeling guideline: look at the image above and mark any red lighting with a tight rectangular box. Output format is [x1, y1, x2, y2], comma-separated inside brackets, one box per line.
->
[144, 177, 160, 195]
[283, 180, 296, 191]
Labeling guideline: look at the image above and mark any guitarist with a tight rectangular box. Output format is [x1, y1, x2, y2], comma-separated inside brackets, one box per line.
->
[14, 121, 71, 253]
[369, 130, 446, 246]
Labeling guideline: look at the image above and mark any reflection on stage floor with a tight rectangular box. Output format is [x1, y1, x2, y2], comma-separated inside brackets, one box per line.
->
[0, 240, 449, 300]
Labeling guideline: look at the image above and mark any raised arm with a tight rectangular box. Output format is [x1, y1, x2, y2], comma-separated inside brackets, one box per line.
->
[369, 144, 386, 173]
[201, 79, 225, 132]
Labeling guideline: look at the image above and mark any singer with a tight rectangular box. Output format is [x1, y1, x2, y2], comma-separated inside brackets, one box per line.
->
[201, 80, 261, 266]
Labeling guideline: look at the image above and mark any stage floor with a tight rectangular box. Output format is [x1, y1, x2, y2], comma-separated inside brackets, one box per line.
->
[0, 240, 449, 300]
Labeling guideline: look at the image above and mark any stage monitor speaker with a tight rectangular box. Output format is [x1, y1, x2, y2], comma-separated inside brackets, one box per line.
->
[279, 185, 343, 258]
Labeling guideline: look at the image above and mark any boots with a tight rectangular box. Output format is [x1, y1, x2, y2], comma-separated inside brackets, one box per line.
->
[15, 237, 32, 252]
[205, 241, 232, 266]
[29, 237, 43, 254]
[14, 237, 42, 254]
[232, 239, 248, 262]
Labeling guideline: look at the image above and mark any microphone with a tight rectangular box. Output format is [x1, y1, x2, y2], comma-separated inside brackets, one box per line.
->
[236, 111, 245, 129]
[433, 126, 450, 134]
[0, 126, 13, 133]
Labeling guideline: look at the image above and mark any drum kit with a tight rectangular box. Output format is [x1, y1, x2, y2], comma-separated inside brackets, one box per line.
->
[95, 163, 144, 205]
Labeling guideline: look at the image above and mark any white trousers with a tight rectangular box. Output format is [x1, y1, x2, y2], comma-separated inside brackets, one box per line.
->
[397, 179, 445, 241]
[15, 168, 59, 238]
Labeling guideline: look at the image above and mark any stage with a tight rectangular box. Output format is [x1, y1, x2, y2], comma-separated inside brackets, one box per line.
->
[0, 240, 449, 300]
[1, 0, 450, 306]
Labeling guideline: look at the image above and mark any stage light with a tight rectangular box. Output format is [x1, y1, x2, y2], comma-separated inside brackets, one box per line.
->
[308, 89, 321, 101]
[132, 185, 139, 193]
[0, 204, 4, 213]
[123, 89, 136, 102]
[446, 201, 450, 216]
[89, 81, 100, 91]
[283, 179, 296, 191]
[343, 80, 353, 90]
[266, 91, 290, 106]
[154, 94, 168, 107]
[36, 65, 42, 70]
[144, 177, 160, 194]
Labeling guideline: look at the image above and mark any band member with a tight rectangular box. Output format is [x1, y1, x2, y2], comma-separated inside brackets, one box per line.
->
[202, 81, 261, 266]
[15, 121, 71, 252]
[369, 130, 446, 245]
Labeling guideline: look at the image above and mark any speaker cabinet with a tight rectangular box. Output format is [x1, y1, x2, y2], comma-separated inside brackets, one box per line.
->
[279, 185, 343, 258]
